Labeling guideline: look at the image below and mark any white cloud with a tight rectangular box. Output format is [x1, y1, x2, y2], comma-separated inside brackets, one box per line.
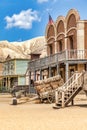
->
[5, 9, 40, 29]
[37, 0, 48, 3]
[37, 0, 57, 4]
[46, 8, 52, 12]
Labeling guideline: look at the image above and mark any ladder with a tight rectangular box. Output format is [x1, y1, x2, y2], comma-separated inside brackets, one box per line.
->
[53, 72, 84, 109]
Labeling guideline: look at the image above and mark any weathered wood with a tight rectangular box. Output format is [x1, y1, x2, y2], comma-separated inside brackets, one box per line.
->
[29, 95, 39, 102]
[28, 50, 87, 71]
[55, 90, 59, 105]
[83, 72, 87, 91]
[62, 91, 65, 108]
[71, 99, 74, 106]
[34, 75, 64, 103]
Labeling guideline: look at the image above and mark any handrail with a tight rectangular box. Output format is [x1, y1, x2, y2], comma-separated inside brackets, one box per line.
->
[58, 72, 83, 92]
[54, 71, 85, 108]
[28, 49, 87, 71]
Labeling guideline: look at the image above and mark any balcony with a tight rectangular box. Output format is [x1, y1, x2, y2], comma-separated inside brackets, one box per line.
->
[28, 49, 87, 71]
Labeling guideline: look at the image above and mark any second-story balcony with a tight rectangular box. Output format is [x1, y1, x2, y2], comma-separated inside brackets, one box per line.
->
[28, 49, 87, 71]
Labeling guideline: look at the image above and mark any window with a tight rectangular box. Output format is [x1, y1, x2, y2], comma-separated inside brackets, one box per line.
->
[59, 41, 62, 52]
[69, 36, 74, 49]
[49, 44, 53, 55]
[69, 36, 74, 58]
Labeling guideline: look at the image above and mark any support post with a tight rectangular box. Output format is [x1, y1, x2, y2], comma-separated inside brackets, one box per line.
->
[57, 64, 59, 75]
[65, 62, 69, 82]
[29, 71, 31, 94]
[75, 71, 78, 85]
[55, 90, 59, 105]
[34, 71, 36, 81]
[55, 39, 58, 53]
[8, 77, 10, 90]
[40, 69, 42, 80]
[86, 63, 87, 71]
[6, 77, 8, 90]
[62, 91, 65, 108]
[71, 99, 74, 106]
[49, 66, 51, 77]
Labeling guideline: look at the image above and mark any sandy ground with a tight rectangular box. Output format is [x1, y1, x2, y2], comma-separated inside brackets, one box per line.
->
[0, 93, 87, 130]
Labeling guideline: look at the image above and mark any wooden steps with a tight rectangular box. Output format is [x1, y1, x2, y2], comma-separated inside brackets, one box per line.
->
[53, 72, 84, 109]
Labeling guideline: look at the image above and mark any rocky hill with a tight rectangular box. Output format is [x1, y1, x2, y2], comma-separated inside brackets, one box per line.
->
[0, 36, 47, 61]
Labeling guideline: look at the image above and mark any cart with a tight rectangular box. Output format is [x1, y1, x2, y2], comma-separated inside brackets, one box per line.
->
[39, 90, 55, 103]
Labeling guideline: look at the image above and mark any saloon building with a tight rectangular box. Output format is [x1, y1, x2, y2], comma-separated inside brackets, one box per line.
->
[28, 9, 87, 84]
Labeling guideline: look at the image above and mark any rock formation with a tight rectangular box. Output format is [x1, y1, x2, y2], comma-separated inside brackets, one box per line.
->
[0, 36, 47, 61]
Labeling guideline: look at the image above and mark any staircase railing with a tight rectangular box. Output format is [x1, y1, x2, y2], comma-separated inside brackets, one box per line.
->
[55, 71, 84, 108]
[58, 72, 83, 92]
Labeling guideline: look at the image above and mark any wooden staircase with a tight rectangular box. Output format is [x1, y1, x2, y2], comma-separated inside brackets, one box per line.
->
[53, 72, 84, 109]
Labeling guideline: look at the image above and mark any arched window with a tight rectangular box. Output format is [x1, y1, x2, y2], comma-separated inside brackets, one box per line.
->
[59, 41, 62, 52]
[49, 44, 53, 55]
[69, 36, 74, 50]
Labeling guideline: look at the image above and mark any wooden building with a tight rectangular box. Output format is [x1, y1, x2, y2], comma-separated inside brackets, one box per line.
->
[0, 55, 29, 90]
[28, 9, 87, 86]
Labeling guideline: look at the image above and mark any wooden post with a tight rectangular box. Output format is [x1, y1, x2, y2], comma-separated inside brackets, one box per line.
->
[34, 70, 36, 81]
[6, 77, 8, 90]
[49, 66, 51, 77]
[55, 38, 58, 53]
[29, 71, 31, 94]
[71, 99, 74, 106]
[12, 97, 17, 105]
[55, 90, 59, 105]
[40, 69, 42, 80]
[57, 64, 59, 75]
[65, 62, 69, 82]
[75, 71, 78, 85]
[62, 91, 65, 108]
[8, 77, 10, 90]
[86, 64, 87, 71]
[65, 50, 69, 81]
[65, 50, 68, 60]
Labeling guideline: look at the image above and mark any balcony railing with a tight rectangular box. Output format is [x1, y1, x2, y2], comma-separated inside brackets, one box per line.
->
[28, 49, 87, 71]
[0, 71, 25, 77]
[28, 53, 59, 71]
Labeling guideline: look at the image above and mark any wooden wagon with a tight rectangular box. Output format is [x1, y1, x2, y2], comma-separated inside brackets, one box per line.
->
[39, 89, 55, 103]
[34, 75, 64, 103]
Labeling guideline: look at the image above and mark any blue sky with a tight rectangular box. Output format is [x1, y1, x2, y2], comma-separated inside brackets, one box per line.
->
[0, 0, 87, 42]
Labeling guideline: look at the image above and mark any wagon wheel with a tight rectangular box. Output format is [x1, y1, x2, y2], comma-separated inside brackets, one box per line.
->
[47, 95, 54, 104]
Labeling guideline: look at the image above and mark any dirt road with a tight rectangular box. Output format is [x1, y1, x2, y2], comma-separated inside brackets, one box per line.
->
[0, 93, 87, 130]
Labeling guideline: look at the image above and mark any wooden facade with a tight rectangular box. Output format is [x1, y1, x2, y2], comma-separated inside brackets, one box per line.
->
[28, 9, 87, 87]
[0, 57, 29, 90]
